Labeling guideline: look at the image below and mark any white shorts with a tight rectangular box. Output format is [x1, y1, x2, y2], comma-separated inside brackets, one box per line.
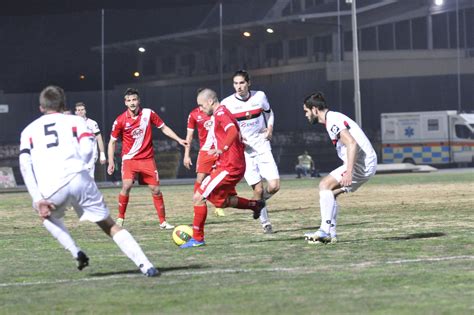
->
[244, 150, 280, 186]
[47, 171, 109, 222]
[330, 159, 376, 193]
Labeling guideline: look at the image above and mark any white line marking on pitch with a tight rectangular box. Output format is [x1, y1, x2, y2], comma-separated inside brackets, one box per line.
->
[0, 255, 472, 288]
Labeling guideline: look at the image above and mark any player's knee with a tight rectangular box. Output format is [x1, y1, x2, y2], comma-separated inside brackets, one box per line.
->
[267, 183, 280, 194]
[150, 186, 161, 195]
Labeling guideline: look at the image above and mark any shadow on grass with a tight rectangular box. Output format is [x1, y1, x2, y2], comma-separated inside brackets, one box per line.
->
[384, 232, 446, 241]
[89, 264, 205, 277]
[249, 236, 303, 243]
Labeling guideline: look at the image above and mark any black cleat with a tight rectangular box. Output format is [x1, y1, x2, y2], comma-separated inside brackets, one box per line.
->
[144, 267, 160, 277]
[76, 251, 89, 271]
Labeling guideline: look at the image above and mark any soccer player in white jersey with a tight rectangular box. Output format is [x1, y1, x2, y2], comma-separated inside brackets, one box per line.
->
[74, 102, 106, 178]
[19, 85, 158, 276]
[302, 92, 377, 243]
[221, 70, 280, 234]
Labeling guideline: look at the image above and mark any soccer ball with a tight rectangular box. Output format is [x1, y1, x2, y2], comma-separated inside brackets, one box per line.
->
[172, 225, 193, 246]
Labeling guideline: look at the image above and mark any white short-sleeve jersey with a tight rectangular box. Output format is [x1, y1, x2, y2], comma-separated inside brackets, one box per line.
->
[84, 117, 100, 160]
[221, 90, 272, 156]
[19, 113, 94, 202]
[325, 111, 377, 166]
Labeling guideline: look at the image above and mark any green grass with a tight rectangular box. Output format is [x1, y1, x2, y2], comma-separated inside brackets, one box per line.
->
[0, 171, 473, 314]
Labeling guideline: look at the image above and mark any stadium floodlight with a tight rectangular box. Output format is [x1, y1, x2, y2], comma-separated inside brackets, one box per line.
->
[266, 28, 274, 34]
[79, 74, 85, 80]
[243, 31, 251, 37]
[434, 0, 444, 5]
[138, 47, 146, 53]
[345, 0, 352, 3]
[133, 71, 140, 77]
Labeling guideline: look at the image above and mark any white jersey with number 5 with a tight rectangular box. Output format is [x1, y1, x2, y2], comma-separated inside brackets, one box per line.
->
[221, 90, 271, 156]
[19, 113, 94, 202]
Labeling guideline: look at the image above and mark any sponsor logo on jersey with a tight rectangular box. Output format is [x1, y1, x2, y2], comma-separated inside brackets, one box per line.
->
[131, 128, 144, 138]
[331, 125, 340, 134]
[204, 120, 213, 130]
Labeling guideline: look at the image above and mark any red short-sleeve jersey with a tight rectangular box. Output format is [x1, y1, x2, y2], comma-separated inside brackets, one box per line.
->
[213, 105, 245, 176]
[187, 106, 213, 148]
[110, 108, 164, 160]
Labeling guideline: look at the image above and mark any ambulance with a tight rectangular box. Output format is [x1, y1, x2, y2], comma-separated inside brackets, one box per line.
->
[381, 111, 474, 165]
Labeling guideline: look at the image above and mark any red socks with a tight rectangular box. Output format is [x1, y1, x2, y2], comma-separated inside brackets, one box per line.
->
[118, 194, 129, 219]
[235, 197, 258, 210]
[192, 204, 208, 241]
[152, 194, 166, 224]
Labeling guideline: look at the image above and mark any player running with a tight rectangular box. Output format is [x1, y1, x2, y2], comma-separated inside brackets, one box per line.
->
[19, 85, 158, 276]
[221, 70, 280, 234]
[302, 92, 377, 243]
[183, 97, 225, 217]
[180, 88, 266, 248]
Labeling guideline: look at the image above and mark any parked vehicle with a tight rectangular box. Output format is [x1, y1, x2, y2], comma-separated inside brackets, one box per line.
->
[381, 111, 474, 165]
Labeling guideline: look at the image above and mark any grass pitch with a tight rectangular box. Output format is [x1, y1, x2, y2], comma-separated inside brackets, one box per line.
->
[0, 171, 473, 314]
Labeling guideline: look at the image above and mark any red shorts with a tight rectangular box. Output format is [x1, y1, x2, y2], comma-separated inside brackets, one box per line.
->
[196, 150, 218, 174]
[197, 168, 242, 207]
[121, 158, 159, 186]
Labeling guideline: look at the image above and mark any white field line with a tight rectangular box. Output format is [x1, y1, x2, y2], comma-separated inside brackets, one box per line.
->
[0, 255, 473, 288]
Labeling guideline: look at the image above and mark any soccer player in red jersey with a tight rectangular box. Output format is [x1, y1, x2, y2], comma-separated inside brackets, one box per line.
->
[180, 88, 265, 248]
[107, 88, 188, 229]
[183, 92, 225, 217]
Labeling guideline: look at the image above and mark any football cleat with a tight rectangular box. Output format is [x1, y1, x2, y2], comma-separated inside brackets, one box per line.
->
[214, 208, 226, 217]
[179, 238, 205, 249]
[144, 267, 160, 277]
[262, 224, 273, 234]
[76, 251, 89, 271]
[116, 218, 124, 227]
[304, 229, 331, 244]
[253, 200, 266, 220]
[159, 221, 175, 230]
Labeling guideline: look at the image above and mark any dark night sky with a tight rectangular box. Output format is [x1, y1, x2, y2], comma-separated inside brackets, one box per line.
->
[0, 0, 219, 93]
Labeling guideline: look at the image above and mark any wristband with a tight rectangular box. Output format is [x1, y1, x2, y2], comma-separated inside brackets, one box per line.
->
[100, 152, 106, 160]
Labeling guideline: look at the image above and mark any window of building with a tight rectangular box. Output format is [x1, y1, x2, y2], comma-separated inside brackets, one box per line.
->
[395, 20, 411, 49]
[266, 42, 283, 60]
[289, 38, 307, 58]
[361, 26, 377, 51]
[466, 8, 474, 48]
[378, 23, 394, 50]
[448, 11, 465, 49]
[432, 13, 449, 49]
[411, 17, 427, 49]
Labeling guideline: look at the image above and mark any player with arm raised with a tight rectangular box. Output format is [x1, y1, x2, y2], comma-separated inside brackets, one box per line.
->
[221, 70, 280, 234]
[302, 92, 377, 243]
[74, 102, 106, 178]
[180, 88, 266, 248]
[107, 88, 188, 229]
[19, 86, 158, 276]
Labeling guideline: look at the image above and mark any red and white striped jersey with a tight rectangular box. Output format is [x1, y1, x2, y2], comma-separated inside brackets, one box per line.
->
[187, 106, 214, 150]
[221, 90, 272, 156]
[110, 108, 164, 161]
[19, 113, 94, 201]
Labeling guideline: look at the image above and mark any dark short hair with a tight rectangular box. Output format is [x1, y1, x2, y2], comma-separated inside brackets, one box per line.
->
[75, 102, 86, 109]
[303, 91, 327, 110]
[232, 69, 250, 83]
[39, 85, 66, 111]
[124, 88, 140, 98]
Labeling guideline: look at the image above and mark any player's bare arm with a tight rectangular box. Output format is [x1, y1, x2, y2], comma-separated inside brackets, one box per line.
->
[160, 125, 189, 147]
[339, 129, 357, 187]
[96, 133, 107, 164]
[183, 129, 194, 169]
[107, 138, 117, 175]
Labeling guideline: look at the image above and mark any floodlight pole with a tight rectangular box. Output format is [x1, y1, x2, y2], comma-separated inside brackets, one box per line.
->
[348, 0, 362, 127]
[455, 0, 461, 112]
[219, 2, 224, 99]
[101, 8, 107, 181]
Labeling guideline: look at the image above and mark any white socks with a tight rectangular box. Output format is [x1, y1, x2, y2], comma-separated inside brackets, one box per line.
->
[112, 229, 154, 273]
[319, 190, 335, 233]
[43, 217, 80, 258]
[259, 207, 270, 226]
[329, 201, 338, 237]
